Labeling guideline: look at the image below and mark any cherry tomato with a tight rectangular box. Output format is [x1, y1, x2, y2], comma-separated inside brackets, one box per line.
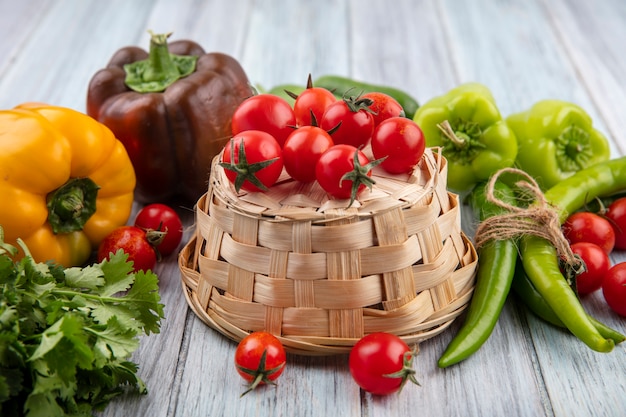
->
[371, 117, 425, 174]
[220, 131, 284, 193]
[349, 332, 417, 395]
[562, 212, 615, 254]
[606, 197, 626, 250]
[320, 96, 375, 148]
[293, 86, 336, 127]
[234, 331, 286, 396]
[134, 204, 184, 257]
[231, 94, 296, 146]
[570, 242, 610, 295]
[315, 144, 374, 202]
[602, 262, 626, 316]
[283, 126, 334, 182]
[362, 92, 405, 126]
[97, 226, 157, 272]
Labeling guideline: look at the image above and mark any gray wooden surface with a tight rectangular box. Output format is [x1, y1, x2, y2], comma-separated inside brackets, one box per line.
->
[1, 1, 625, 416]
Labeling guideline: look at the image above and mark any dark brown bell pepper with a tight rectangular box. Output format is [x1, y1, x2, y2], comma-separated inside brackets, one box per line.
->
[87, 32, 253, 204]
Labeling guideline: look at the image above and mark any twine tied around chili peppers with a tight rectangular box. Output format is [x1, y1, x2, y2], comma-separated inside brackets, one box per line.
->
[473, 168, 584, 276]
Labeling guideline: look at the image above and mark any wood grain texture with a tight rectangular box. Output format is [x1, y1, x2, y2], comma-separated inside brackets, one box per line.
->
[0, 0, 624, 416]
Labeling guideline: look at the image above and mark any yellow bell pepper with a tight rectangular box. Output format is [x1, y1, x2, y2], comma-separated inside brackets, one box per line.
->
[0, 103, 136, 266]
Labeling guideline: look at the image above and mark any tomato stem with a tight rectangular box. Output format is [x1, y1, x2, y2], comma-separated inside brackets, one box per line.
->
[383, 349, 421, 392]
[219, 138, 280, 192]
[340, 150, 386, 207]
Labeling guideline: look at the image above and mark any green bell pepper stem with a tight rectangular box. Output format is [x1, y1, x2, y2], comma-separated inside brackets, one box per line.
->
[412, 83, 517, 192]
[438, 180, 518, 368]
[506, 100, 611, 190]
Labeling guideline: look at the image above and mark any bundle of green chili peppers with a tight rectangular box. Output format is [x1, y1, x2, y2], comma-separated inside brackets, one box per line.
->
[439, 157, 626, 368]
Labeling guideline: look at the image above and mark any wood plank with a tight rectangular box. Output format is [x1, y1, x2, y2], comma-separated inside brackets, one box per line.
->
[543, 0, 626, 155]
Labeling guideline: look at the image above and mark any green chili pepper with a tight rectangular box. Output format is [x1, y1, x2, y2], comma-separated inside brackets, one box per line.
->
[413, 83, 518, 192]
[520, 156, 626, 353]
[506, 100, 611, 190]
[313, 74, 420, 119]
[437, 180, 518, 368]
[512, 261, 625, 344]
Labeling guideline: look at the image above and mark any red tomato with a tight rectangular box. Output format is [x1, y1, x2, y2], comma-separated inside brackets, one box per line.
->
[362, 92, 405, 126]
[315, 144, 374, 202]
[221, 131, 284, 193]
[234, 331, 286, 396]
[602, 262, 626, 316]
[134, 204, 184, 257]
[606, 197, 626, 250]
[283, 126, 334, 182]
[231, 94, 296, 146]
[349, 332, 417, 395]
[371, 117, 425, 174]
[320, 97, 375, 148]
[293, 86, 336, 127]
[570, 242, 610, 295]
[97, 226, 157, 272]
[562, 212, 615, 254]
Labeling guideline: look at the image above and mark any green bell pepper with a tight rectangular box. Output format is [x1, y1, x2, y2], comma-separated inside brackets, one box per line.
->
[413, 83, 517, 192]
[506, 100, 611, 190]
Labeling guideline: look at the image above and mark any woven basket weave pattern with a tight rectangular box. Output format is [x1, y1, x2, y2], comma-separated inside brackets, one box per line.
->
[179, 148, 477, 355]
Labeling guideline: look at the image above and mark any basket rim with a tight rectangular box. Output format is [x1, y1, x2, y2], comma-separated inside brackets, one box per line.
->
[207, 146, 448, 223]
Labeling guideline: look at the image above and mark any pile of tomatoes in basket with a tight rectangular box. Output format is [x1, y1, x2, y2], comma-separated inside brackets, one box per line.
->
[562, 198, 626, 317]
[219, 83, 426, 204]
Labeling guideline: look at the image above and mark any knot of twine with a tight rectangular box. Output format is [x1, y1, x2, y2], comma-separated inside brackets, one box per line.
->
[473, 168, 580, 272]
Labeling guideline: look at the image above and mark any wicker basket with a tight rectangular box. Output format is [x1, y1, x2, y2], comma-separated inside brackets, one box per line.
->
[178, 147, 478, 355]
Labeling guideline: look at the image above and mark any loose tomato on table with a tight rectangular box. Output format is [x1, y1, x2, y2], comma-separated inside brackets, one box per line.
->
[234, 331, 286, 396]
[349, 332, 419, 395]
[371, 117, 425, 174]
[603, 263, 626, 317]
[220, 131, 284, 193]
[606, 197, 626, 250]
[97, 226, 157, 272]
[570, 242, 610, 295]
[315, 144, 382, 206]
[134, 203, 184, 257]
[282, 126, 334, 182]
[562, 212, 616, 254]
[231, 93, 296, 146]
[320, 94, 375, 148]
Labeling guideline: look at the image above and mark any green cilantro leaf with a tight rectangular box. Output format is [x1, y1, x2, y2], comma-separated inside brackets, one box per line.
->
[0, 226, 165, 416]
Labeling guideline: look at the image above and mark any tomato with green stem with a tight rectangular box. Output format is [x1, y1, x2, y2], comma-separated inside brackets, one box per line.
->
[320, 93, 375, 148]
[220, 131, 283, 193]
[134, 203, 183, 257]
[570, 242, 610, 295]
[562, 211, 615, 254]
[371, 117, 425, 174]
[234, 331, 286, 396]
[283, 126, 334, 182]
[231, 94, 296, 146]
[606, 197, 626, 250]
[291, 75, 336, 127]
[97, 226, 157, 272]
[315, 144, 383, 206]
[362, 91, 405, 126]
[349, 332, 419, 395]
[603, 263, 626, 317]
